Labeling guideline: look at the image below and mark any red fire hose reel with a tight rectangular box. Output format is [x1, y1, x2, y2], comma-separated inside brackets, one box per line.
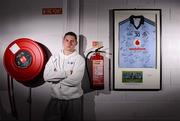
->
[3, 38, 49, 119]
[3, 38, 46, 83]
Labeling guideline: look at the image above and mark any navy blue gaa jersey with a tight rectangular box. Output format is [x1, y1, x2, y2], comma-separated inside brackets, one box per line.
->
[119, 15, 156, 68]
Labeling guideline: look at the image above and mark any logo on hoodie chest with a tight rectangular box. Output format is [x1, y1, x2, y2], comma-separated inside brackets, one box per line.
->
[64, 60, 75, 70]
[67, 61, 75, 65]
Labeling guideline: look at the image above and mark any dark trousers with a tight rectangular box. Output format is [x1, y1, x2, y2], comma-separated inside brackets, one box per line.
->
[44, 96, 83, 121]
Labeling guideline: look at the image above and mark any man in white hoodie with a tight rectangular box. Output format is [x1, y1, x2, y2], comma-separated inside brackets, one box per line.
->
[43, 32, 85, 121]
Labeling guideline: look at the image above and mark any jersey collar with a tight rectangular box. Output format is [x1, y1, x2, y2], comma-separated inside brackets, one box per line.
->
[129, 15, 144, 29]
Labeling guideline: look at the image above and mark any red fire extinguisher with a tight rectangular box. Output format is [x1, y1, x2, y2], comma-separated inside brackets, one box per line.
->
[86, 46, 105, 89]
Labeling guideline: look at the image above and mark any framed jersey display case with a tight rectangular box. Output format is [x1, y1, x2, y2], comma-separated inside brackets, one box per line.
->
[113, 9, 161, 90]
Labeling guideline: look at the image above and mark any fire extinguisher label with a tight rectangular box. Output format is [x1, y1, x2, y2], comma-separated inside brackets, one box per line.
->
[92, 60, 104, 85]
[9, 43, 20, 54]
[93, 60, 103, 76]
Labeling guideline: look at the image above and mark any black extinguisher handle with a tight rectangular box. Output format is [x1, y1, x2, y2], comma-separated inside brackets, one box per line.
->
[95, 46, 104, 52]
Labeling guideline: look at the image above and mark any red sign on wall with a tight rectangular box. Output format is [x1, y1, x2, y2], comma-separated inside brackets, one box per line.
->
[42, 8, 62, 15]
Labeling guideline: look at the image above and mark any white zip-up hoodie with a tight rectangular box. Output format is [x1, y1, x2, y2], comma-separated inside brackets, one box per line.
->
[43, 50, 85, 100]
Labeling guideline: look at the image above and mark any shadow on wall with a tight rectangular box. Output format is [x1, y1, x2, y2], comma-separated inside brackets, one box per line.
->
[79, 34, 111, 121]
[79, 34, 96, 121]
[79, 34, 93, 94]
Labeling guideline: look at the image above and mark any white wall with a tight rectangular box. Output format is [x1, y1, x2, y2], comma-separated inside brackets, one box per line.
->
[81, 0, 180, 121]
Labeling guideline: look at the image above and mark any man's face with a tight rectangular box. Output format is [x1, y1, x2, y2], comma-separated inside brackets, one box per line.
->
[63, 35, 77, 52]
